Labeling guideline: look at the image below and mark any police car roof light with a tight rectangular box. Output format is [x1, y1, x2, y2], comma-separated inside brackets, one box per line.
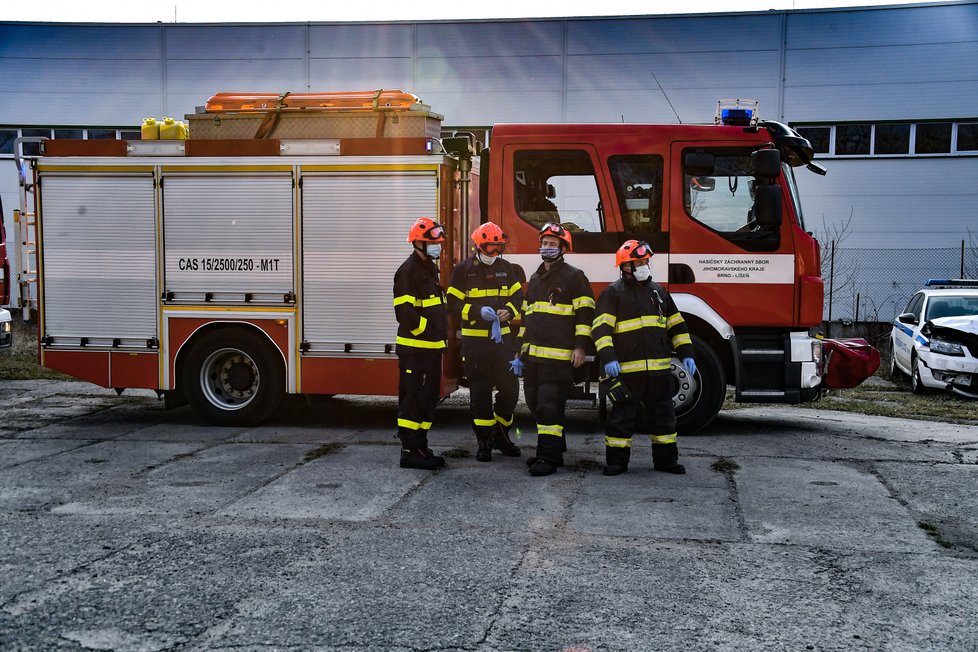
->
[925, 279, 978, 288]
[715, 99, 759, 127]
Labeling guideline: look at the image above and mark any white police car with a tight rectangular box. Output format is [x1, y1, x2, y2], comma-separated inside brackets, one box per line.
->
[0, 307, 11, 350]
[890, 280, 978, 398]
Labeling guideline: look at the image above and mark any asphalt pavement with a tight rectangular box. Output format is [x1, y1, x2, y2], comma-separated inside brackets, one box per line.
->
[1, 379, 977, 651]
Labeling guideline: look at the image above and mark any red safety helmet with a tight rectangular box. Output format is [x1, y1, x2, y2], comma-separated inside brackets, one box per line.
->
[615, 239, 653, 267]
[407, 217, 446, 243]
[472, 222, 507, 256]
[538, 221, 573, 251]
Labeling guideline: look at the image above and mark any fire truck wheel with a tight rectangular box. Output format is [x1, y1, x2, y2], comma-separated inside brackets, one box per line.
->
[674, 335, 725, 436]
[181, 328, 285, 426]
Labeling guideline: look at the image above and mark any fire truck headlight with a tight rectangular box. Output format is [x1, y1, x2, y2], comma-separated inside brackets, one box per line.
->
[1, 322, 10, 334]
[812, 340, 823, 370]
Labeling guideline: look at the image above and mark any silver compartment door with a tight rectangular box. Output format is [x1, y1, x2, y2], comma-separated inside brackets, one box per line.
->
[40, 173, 157, 345]
[163, 172, 294, 303]
[302, 171, 438, 354]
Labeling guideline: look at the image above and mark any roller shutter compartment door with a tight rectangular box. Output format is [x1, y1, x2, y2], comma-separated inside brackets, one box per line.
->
[302, 172, 438, 353]
[163, 173, 294, 303]
[40, 174, 157, 344]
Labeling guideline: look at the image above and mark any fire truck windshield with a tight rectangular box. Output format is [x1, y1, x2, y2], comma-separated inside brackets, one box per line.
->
[782, 163, 806, 231]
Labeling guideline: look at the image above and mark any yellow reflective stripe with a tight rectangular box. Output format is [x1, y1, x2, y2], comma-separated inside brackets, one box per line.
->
[538, 424, 564, 437]
[420, 296, 444, 307]
[651, 433, 677, 444]
[398, 418, 422, 430]
[446, 286, 466, 300]
[620, 358, 673, 373]
[506, 301, 521, 320]
[520, 343, 529, 355]
[396, 336, 446, 349]
[462, 303, 472, 321]
[573, 296, 596, 310]
[518, 327, 526, 338]
[615, 315, 667, 333]
[494, 413, 513, 426]
[666, 313, 684, 328]
[410, 316, 427, 336]
[473, 418, 497, 427]
[593, 313, 617, 328]
[461, 327, 512, 337]
[528, 344, 573, 361]
[508, 281, 522, 296]
[672, 333, 692, 348]
[575, 324, 592, 337]
[529, 301, 574, 316]
[420, 421, 433, 430]
[393, 294, 418, 307]
[605, 436, 632, 448]
[468, 288, 501, 298]
[595, 335, 614, 350]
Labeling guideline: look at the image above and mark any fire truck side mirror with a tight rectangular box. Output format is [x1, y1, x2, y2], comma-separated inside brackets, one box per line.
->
[684, 151, 715, 176]
[752, 149, 782, 179]
[754, 184, 782, 228]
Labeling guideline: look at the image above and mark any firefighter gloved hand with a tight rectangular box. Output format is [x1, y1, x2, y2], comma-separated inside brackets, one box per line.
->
[682, 357, 697, 376]
[509, 356, 524, 377]
[605, 378, 632, 404]
[480, 306, 498, 322]
[604, 360, 621, 378]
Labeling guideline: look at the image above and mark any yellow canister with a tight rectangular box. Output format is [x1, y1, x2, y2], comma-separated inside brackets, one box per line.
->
[159, 117, 180, 140]
[141, 117, 159, 140]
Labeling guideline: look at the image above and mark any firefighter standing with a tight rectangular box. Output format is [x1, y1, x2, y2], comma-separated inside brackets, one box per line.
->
[447, 222, 524, 462]
[592, 240, 695, 476]
[517, 222, 595, 477]
[393, 217, 449, 470]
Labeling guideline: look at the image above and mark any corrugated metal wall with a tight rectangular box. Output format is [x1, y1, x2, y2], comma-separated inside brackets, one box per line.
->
[1, 2, 977, 311]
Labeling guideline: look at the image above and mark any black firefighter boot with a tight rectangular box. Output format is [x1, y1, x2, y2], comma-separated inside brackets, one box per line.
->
[475, 428, 493, 463]
[400, 447, 445, 470]
[603, 444, 631, 476]
[652, 443, 686, 474]
[491, 423, 521, 457]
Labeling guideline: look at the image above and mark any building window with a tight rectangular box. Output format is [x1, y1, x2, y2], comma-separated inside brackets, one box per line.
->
[915, 122, 952, 154]
[835, 124, 871, 156]
[54, 129, 84, 139]
[958, 123, 978, 152]
[874, 123, 910, 155]
[0, 130, 16, 155]
[796, 127, 830, 154]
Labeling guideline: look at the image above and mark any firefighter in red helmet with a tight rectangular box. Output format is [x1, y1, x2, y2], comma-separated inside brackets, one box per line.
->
[392, 217, 449, 470]
[592, 240, 695, 476]
[517, 221, 595, 476]
[446, 222, 525, 462]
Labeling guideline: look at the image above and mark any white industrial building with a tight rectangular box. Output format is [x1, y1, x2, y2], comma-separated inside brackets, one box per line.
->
[1, 1, 976, 319]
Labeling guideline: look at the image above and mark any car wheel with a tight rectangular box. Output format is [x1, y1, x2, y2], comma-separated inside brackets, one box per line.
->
[887, 338, 900, 378]
[910, 355, 927, 395]
[181, 327, 285, 426]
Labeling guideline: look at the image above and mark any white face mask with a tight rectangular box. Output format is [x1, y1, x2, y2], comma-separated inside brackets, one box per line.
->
[477, 251, 498, 265]
[426, 244, 442, 259]
[632, 264, 652, 282]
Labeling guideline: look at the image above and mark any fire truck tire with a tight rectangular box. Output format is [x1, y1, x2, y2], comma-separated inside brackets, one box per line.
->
[675, 335, 725, 436]
[181, 328, 285, 426]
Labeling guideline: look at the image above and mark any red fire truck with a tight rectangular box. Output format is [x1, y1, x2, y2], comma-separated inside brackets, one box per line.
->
[21, 92, 844, 432]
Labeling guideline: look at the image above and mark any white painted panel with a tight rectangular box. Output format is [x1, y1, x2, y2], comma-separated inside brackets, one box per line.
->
[566, 51, 779, 90]
[0, 91, 162, 126]
[309, 58, 412, 90]
[422, 91, 563, 125]
[565, 88, 779, 124]
[416, 56, 562, 92]
[165, 25, 306, 59]
[40, 174, 157, 341]
[0, 24, 161, 59]
[165, 59, 305, 93]
[786, 42, 978, 86]
[568, 15, 783, 54]
[309, 24, 413, 58]
[163, 174, 294, 300]
[2, 58, 162, 94]
[301, 172, 437, 351]
[787, 5, 978, 49]
[418, 21, 563, 56]
[784, 81, 978, 122]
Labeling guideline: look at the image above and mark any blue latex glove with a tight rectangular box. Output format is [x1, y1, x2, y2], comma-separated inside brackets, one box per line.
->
[510, 356, 524, 377]
[480, 306, 497, 322]
[490, 319, 503, 344]
[682, 357, 697, 376]
[604, 360, 621, 378]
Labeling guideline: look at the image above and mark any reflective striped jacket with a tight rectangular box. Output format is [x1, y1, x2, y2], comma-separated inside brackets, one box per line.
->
[446, 255, 524, 358]
[519, 259, 595, 366]
[393, 252, 448, 352]
[593, 278, 693, 374]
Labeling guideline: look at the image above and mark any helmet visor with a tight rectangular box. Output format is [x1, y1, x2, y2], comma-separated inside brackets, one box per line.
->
[480, 241, 506, 256]
[540, 221, 567, 239]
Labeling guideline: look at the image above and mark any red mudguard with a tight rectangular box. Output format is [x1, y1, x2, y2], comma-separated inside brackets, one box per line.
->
[822, 338, 881, 389]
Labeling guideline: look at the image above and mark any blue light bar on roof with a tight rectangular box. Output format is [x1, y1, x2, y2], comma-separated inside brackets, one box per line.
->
[925, 279, 978, 288]
[721, 108, 753, 126]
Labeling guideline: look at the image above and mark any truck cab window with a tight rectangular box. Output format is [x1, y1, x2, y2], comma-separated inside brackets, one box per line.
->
[514, 150, 602, 234]
[683, 149, 780, 251]
[609, 155, 663, 235]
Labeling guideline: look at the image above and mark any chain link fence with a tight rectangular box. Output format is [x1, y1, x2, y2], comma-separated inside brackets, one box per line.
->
[822, 240, 978, 325]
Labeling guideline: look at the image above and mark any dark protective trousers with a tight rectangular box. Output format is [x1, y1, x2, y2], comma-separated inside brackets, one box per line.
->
[397, 350, 442, 450]
[605, 373, 679, 468]
[464, 352, 519, 444]
[523, 361, 574, 464]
